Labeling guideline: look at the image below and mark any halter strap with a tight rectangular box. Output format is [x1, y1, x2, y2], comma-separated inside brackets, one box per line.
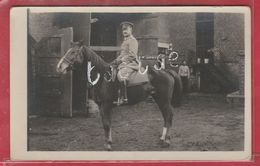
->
[63, 57, 72, 65]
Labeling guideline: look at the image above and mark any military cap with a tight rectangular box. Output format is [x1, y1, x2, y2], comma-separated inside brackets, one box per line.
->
[120, 21, 134, 29]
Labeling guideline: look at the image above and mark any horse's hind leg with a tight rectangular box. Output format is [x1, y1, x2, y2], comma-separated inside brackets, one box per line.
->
[152, 89, 174, 148]
[100, 102, 113, 151]
[158, 103, 173, 147]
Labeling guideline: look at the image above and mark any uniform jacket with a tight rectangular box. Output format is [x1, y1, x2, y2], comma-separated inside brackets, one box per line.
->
[116, 35, 139, 71]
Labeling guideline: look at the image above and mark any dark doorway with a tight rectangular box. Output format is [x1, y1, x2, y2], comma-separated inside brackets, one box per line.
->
[196, 13, 215, 93]
[90, 14, 119, 63]
[196, 13, 214, 64]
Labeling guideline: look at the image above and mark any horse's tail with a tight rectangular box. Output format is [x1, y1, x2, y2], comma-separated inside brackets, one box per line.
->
[166, 69, 183, 107]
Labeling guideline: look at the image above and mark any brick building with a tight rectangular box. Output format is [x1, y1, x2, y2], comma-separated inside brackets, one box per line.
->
[91, 12, 244, 93]
[28, 12, 245, 116]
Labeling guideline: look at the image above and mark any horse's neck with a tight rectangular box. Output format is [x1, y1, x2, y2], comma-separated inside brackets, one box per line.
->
[83, 46, 110, 73]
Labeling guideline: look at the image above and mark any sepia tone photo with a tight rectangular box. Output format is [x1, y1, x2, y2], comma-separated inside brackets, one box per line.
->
[10, 7, 251, 160]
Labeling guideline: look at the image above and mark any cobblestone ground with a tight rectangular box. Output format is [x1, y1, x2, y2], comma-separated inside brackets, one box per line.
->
[29, 94, 244, 151]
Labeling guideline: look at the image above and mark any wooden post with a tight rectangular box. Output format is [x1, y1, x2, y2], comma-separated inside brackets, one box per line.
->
[71, 14, 91, 115]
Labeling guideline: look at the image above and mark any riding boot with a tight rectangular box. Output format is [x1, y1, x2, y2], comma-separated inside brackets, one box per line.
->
[122, 80, 128, 103]
[117, 81, 128, 105]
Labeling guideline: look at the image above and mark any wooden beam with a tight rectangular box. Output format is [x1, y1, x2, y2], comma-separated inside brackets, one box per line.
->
[90, 46, 121, 52]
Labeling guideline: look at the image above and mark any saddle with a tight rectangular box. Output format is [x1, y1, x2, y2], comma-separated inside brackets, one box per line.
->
[111, 66, 149, 87]
[127, 69, 149, 87]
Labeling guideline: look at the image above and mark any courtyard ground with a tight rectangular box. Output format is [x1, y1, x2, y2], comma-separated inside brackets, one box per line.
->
[28, 94, 244, 151]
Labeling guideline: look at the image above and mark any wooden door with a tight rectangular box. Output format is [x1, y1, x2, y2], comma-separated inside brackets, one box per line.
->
[71, 14, 91, 113]
[35, 28, 73, 117]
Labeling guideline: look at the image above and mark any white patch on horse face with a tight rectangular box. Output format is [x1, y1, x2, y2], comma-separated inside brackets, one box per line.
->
[160, 127, 168, 140]
[61, 63, 69, 73]
[56, 48, 73, 73]
[56, 57, 63, 73]
[57, 58, 70, 74]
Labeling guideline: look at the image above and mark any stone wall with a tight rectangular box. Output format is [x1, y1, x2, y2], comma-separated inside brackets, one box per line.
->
[29, 13, 59, 42]
[28, 13, 92, 114]
[29, 13, 59, 115]
[112, 13, 245, 93]
[214, 13, 245, 90]
[158, 13, 196, 57]
[116, 13, 197, 66]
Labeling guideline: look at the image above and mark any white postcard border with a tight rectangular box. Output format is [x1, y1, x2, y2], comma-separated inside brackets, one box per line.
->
[10, 6, 251, 161]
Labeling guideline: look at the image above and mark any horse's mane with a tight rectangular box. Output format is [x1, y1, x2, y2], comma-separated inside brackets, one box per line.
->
[82, 45, 110, 73]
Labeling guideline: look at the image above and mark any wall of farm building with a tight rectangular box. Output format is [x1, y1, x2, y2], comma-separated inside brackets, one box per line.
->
[116, 13, 159, 55]
[28, 13, 58, 115]
[29, 13, 244, 94]
[158, 13, 197, 63]
[213, 13, 245, 89]
[29, 13, 93, 113]
[115, 13, 197, 66]
[29, 13, 59, 42]
[115, 14, 160, 66]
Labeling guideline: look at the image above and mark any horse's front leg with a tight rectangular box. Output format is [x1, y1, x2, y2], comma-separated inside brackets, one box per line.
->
[100, 102, 113, 151]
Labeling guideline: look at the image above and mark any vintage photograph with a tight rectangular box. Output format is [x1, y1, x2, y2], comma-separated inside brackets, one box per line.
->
[11, 7, 251, 160]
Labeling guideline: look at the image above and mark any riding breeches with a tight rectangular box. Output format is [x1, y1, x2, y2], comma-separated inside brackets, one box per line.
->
[117, 66, 134, 82]
[117, 62, 139, 82]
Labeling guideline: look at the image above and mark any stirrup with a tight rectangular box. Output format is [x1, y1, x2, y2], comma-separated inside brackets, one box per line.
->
[114, 97, 128, 106]
[123, 98, 128, 103]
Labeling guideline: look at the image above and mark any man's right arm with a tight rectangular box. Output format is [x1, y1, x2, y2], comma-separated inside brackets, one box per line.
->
[111, 53, 123, 66]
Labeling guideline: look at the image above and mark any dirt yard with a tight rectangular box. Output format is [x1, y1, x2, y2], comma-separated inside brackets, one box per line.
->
[28, 94, 244, 151]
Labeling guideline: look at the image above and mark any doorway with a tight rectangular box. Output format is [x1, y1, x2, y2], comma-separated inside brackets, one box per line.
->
[196, 13, 214, 64]
[196, 13, 215, 93]
[90, 13, 119, 63]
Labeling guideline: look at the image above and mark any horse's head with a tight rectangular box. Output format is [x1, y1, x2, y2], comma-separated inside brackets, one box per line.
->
[56, 40, 84, 74]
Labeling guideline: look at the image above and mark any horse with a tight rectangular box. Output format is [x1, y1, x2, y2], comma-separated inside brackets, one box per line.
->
[56, 41, 183, 150]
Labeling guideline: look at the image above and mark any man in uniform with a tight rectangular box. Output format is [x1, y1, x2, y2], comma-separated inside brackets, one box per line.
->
[112, 21, 139, 104]
[178, 60, 190, 93]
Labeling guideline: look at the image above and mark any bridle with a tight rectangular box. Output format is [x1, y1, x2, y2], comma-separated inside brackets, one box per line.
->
[62, 46, 82, 66]
[57, 48, 75, 72]
[63, 56, 73, 66]
[57, 44, 85, 73]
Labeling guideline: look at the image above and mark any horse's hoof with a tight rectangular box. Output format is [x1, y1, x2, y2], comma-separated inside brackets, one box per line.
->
[159, 139, 164, 145]
[160, 140, 170, 148]
[104, 144, 112, 151]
